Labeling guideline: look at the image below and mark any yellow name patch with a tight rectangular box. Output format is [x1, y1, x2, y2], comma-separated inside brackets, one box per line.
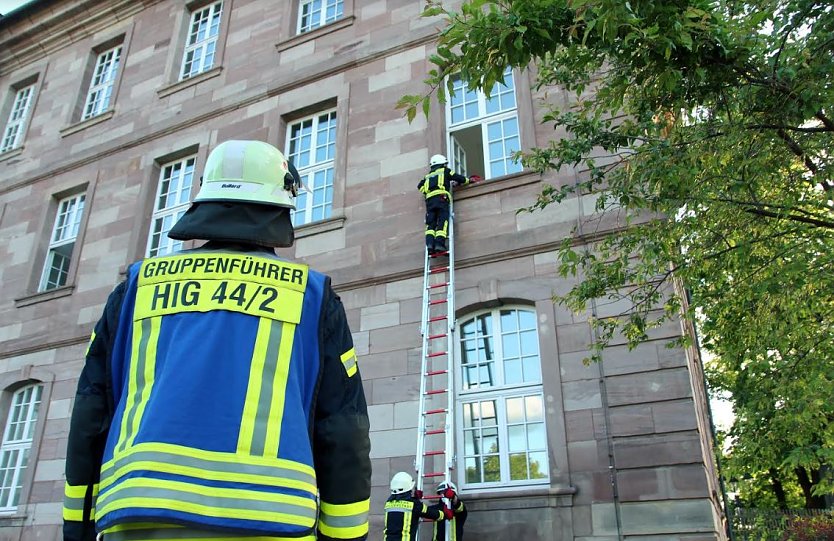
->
[135, 254, 308, 323]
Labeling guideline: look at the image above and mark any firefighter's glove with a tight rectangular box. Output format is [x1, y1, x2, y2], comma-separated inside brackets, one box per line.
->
[414, 489, 423, 499]
[442, 488, 456, 500]
[469, 175, 482, 183]
[443, 506, 455, 520]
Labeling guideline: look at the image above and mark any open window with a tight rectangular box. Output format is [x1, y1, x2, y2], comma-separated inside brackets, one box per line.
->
[446, 68, 522, 180]
[39, 193, 86, 292]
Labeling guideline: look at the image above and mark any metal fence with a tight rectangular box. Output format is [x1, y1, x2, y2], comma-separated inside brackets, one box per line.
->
[732, 506, 834, 541]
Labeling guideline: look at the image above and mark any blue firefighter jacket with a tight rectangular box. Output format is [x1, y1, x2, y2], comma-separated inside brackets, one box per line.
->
[63, 244, 371, 541]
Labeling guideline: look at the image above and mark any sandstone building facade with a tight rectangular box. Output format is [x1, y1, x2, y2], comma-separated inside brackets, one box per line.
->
[0, 1, 727, 539]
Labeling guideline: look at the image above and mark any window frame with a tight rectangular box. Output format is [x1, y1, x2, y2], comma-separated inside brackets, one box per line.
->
[455, 306, 550, 490]
[145, 155, 197, 258]
[0, 384, 43, 514]
[179, 1, 224, 81]
[81, 44, 123, 121]
[444, 68, 524, 181]
[285, 109, 338, 227]
[38, 193, 87, 292]
[296, 0, 345, 35]
[0, 83, 36, 154]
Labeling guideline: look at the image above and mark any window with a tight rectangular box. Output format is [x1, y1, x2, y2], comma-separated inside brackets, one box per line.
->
[39, 194, 85, 291]
[457, 308, 548, 488]
[1, 84, 35, 153]
[0, 384, 42, 512]
[146, 156, 195, 257]
[446, 68, 522, 180]
[286, 110, 337, 226]
[297, 0, 343, 34]
[81, 45, 122, 120]
[180, 1, 223, 80]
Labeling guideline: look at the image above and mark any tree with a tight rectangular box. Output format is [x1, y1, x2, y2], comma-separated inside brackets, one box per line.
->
[399, 0, 834, 506]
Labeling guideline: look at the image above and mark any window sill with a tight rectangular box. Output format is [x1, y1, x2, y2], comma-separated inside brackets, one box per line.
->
[0, 513, 27, 526]
[455, 170, 540, 201]
[157, 66, 223, 98]
[461, 484, 574, 500]
[0, 146, 24, 163]
[275, 16, 355, 53]
[60, 109, 115, 138]
[459, 485, 575, 509]
[294, 214, 345, 239]
[15, 284, 75, 308]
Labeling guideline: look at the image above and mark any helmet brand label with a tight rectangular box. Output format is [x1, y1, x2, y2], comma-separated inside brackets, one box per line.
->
[221, 183, 242, 189]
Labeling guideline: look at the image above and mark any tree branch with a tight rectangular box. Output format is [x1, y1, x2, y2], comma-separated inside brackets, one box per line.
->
[776, 129, 821, 178]
[747, 124, 831, 133]
[744, 207, 834, 229]
[815, 111, 834, 131]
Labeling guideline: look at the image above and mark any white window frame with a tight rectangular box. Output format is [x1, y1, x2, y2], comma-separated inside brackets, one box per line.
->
[1, 84, 35, 153]
[286, 110, 337, 226]
[297, 0, 344, 34]
[179, 1, 223, 80]
[39, 194, 85, 291]
[0, 384, 43, 512]
[146, 156, 196, 258]
[445, 68, 522, 180]
[82, 45, 122, 120]
[455, 307, 549, 490]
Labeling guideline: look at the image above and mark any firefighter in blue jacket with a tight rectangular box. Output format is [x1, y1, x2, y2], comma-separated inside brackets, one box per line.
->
[417, 154, 477, 255]
[63, 140, 371, 541]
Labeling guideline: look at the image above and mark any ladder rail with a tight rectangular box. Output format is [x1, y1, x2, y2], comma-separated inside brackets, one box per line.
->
[415, 242, 433, 492]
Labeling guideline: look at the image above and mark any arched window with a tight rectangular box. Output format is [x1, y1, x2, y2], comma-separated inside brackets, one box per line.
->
[0, 384, 43, 511]
[456, 307, 548, 488]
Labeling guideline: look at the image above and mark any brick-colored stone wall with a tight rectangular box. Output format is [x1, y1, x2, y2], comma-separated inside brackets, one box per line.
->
[0, 1, 727, 539]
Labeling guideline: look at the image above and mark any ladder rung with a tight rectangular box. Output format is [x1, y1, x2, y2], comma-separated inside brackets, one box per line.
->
[425, 369, 448, 376]
[430, 266, 449, 274]
[428, 315, 447, 322]
[425, 389, 447, 396]
[425, 428, 446, 435]
[427, 351, 446, 358]
[428, 283, 448, 290]
[429, 299, 447, 305]
[424, 408, 446, 415]
[424, 450, 445, 456]
[423, 494, 441, 500]
[428, 333, 446, 340]
[423, 471, 445, 478]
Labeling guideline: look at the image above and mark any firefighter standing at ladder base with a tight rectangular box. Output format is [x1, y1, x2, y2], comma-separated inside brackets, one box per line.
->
[383, 472, 450, 541]
[432, 482, 467, 541]
[63, 140, 371, 541]
[417, 155, 479, 255]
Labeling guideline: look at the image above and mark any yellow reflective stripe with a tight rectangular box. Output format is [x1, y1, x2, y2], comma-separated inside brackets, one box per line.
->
[63, 482, 99, 521]
[97, 477, 316, 527]
[340, 348, 357, 377]
[107, 531, 314, 541]
[101, 441, 315, 478]
[425, 188, 450, 198]
[86, 331, 96, 356]
[117, 317, 160, 453]
[318, 499, 369, 539]
[238, 318, 273, 453]
[263, 322, 294, 457]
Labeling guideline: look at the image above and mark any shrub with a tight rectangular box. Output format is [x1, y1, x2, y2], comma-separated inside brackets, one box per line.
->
[780, 515, 834, 541]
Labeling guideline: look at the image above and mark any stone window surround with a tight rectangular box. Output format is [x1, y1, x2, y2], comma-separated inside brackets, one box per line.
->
[156, 0, 234, 98]
[0, 60, 47, 159]
[0, 367, 55, 523]
[14, 181, 96, 307]
[61, 23, 135, 135]
[275, 0, 354, 53]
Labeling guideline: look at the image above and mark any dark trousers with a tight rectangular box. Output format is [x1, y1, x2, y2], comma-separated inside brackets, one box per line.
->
[424, 196, 449, 250]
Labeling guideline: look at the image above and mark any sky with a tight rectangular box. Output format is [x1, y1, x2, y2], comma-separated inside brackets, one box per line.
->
[0, 0, 33, 16]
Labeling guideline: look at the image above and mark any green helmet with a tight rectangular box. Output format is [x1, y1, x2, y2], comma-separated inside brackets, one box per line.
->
[195, 140, 300, 209]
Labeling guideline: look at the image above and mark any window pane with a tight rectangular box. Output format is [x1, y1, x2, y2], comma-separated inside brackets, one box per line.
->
[506, 397, 524, 424]
[529, 451, 548, 479]
[502, 333, 519, 358]
[504, 359, 522, 384]
[465, 457, 480, 483]
[523, 356, 542, 382]
[508, 425, 525, 453]
[525, 395, 543, 422]
[527, 423, 546, 450]
[509, 453, 528, 480]
[520, 330, 538, 356]
[483, 455, 500, 482]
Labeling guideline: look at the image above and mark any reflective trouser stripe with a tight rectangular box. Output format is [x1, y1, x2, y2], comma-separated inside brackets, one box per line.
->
[318, 499, 369, 539]
[104, 523, 316, 541]
[96, 477, 317, 527]
[99, 443, 317, 495]
[63, 482, 99, 521]
[117, 317, 161, 454]
[238, 319, 295, 456]
[340, 348, 357, 377]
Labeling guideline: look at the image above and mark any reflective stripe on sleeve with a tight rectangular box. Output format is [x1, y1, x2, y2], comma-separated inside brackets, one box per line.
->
[63, 482, 98, 521]
[339, 348, 357, 377]
[318, 498, 370, 539]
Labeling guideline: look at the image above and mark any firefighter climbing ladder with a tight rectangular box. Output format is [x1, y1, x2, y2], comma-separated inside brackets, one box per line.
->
[415, 199, 456, 539]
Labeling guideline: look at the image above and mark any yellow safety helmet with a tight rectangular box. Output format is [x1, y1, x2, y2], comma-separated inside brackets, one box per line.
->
[390, 472, 415, 494]
[195, 140, 300, 209]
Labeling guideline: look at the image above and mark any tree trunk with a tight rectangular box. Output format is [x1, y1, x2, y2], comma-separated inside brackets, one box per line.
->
[769, 468, 788, 510]
[795, 467, 827, 509]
